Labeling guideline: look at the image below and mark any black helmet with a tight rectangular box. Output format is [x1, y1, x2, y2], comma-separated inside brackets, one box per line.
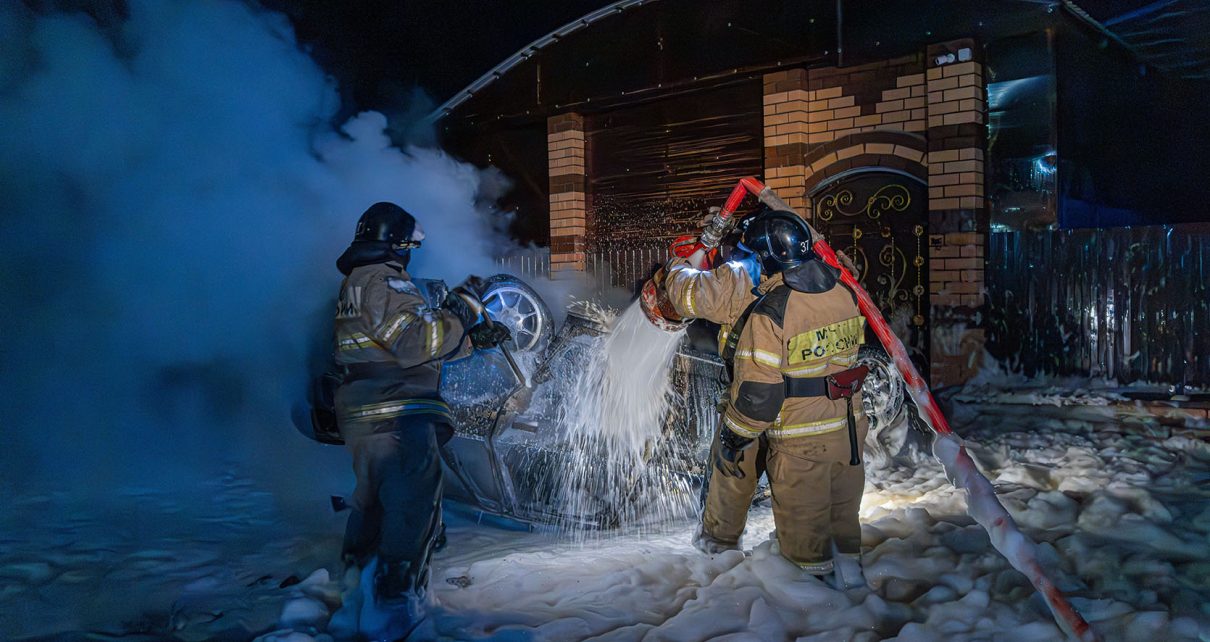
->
[354, 202, 420, 248]
[741, 209, 815, 275]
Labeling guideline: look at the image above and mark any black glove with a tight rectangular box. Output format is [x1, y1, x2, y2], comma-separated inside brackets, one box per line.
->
[469, 322, 511, 349]
[442, 290, 478, 329]
[713, 426, 755, 479]
[454, 275, 490, 300]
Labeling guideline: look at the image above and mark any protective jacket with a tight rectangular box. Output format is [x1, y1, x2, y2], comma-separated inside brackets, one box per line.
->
[332, 259, 469, 439]
[664, 259, 866, 441]
[666, 255, 869, 571]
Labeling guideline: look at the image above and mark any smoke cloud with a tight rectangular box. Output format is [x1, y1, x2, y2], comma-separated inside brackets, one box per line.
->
[0, 0, 513, 497]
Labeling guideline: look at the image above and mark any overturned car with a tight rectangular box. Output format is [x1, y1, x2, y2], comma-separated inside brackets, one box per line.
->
[431, 275, 928, 529]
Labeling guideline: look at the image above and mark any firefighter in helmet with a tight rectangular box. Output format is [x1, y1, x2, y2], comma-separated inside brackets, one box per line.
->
[331, 202, 509, 610]
[662, 209, 870, 587]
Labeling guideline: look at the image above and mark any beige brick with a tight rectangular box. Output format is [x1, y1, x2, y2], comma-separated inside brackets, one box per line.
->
[959, 98, 985, 113]
[932, 294, 963, 307]
[930, 197, 960, 210]
[826, 117, 855, 131]
[942, 61, 982, 78]
[959, 149, 985, 161]
[764, 91, 790, 105]
[945, 232, 984, 245]
[807, 109, 834, 123]
[960, 245, 985, 258]
[929, 186, 945, 199]
[776, 101, 810, 115]
[904, 119, 927, 132]
[944, 160, 980, 174]
[929, 149, 961, 163]
[903, 96, 927, 110]
[827, 96, 856, 109]
[959, 196, 984, 209]
[943, 111, 981, 125]
[911, 84, 928, 97]
[809, 152, 839, 174]
[930, 101, 960, 115]
[765, 113, 790, 126]
[960, 269, 983, 282]
[836, 144, 864, 161]
[877, 99, 905, 113]
[547, 131, 584, 144]
[944, 184, 982, 197]
[926, 67, 944, 81]
[928, 76, 960, 92]
[930, 269, 959, 282]
[897, 73, 925, 87]
[854, 114, 883, 127]
[930, 245, 960, 258]
[882, 87, 912, 101]
[961, 294, 984, 307]
[883, 110, 911, 124]
[930, 173, 960, 186]
[943, 86, 983, 102]
[815, 86, 843, 99]
[893, 145, 925, 163]
[928, 115, 945, 128]
[946, 282, 981, 294]
[945, 258, 982, 270]
[763, 104, 777, 116]
[866, 142, 895, 156]
[808, 131, 836, 145]
[959, 74, 981, 88]
[833, 105, 861, 119]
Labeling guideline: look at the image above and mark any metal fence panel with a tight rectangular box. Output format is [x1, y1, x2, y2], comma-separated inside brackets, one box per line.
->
[986, 225, 1210, 387]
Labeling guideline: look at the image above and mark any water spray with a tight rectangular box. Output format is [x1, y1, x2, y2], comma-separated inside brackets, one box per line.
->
[643, 177, 1098, 642]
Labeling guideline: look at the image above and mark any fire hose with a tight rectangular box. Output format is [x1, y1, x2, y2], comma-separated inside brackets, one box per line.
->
[651, 177, 1099, 642]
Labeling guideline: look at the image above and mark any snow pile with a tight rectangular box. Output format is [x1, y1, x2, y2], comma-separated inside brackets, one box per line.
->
[4, 405, 1208, 639]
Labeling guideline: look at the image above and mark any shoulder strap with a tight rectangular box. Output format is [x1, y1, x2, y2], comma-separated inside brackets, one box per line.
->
[721, 290, 766, 380]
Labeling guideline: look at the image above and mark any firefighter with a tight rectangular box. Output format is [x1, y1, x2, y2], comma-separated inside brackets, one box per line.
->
[332, 202, 509, 608]
[663, 209, 869, 587]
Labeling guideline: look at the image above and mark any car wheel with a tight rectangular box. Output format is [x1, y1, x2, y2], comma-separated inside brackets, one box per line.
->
[481, 275, 554, 354]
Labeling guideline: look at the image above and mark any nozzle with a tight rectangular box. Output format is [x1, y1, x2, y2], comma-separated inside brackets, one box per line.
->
[639, 277, 690, 333]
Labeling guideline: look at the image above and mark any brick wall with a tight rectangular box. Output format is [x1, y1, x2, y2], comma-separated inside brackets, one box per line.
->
[924, 40, 988, 387]
[763, 56, 928, 219]
[763, 41, 989, 388]
[547, 113, 587, 272]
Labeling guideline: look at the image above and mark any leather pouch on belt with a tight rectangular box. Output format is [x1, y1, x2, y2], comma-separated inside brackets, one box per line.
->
[825, 365, 869, 400]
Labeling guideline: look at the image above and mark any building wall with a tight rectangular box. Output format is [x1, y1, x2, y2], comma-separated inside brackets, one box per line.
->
[760, 40, 988, 387]
[546, 38, 990, 387]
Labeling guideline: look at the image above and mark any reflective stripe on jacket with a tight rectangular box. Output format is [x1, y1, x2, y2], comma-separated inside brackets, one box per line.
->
[665, 259, 866, 441]
[332, 261, 469, 432]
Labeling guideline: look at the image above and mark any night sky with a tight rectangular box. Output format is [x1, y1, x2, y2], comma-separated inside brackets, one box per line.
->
[265, 0, 607, 122]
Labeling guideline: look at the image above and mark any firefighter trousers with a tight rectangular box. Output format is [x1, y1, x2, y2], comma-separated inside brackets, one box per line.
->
[342, 417, 445, 575]
[702, 416, 867, 573]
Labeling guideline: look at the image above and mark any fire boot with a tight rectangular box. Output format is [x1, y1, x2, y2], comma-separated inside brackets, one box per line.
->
[374, 559, 423, 604]
[830, 543, 868, 591]
[692, 526, 740, 555]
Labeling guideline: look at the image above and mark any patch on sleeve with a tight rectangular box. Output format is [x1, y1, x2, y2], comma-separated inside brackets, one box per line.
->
[386, 277, 420, 296]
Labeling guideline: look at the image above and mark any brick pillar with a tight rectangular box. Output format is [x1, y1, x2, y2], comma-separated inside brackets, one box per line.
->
[547, 113, 587, 272]
[762, 69, 810, 216]
[924, 39, 988, 387]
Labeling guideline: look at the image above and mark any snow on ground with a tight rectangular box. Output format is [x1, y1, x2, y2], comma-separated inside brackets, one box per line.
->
[3, 406, 1209, 641]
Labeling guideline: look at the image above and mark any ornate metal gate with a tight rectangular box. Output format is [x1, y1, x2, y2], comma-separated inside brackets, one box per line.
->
[812, 171, 930, 370]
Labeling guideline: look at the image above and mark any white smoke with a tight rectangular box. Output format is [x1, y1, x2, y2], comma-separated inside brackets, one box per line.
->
[0, 0, 513, 496]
